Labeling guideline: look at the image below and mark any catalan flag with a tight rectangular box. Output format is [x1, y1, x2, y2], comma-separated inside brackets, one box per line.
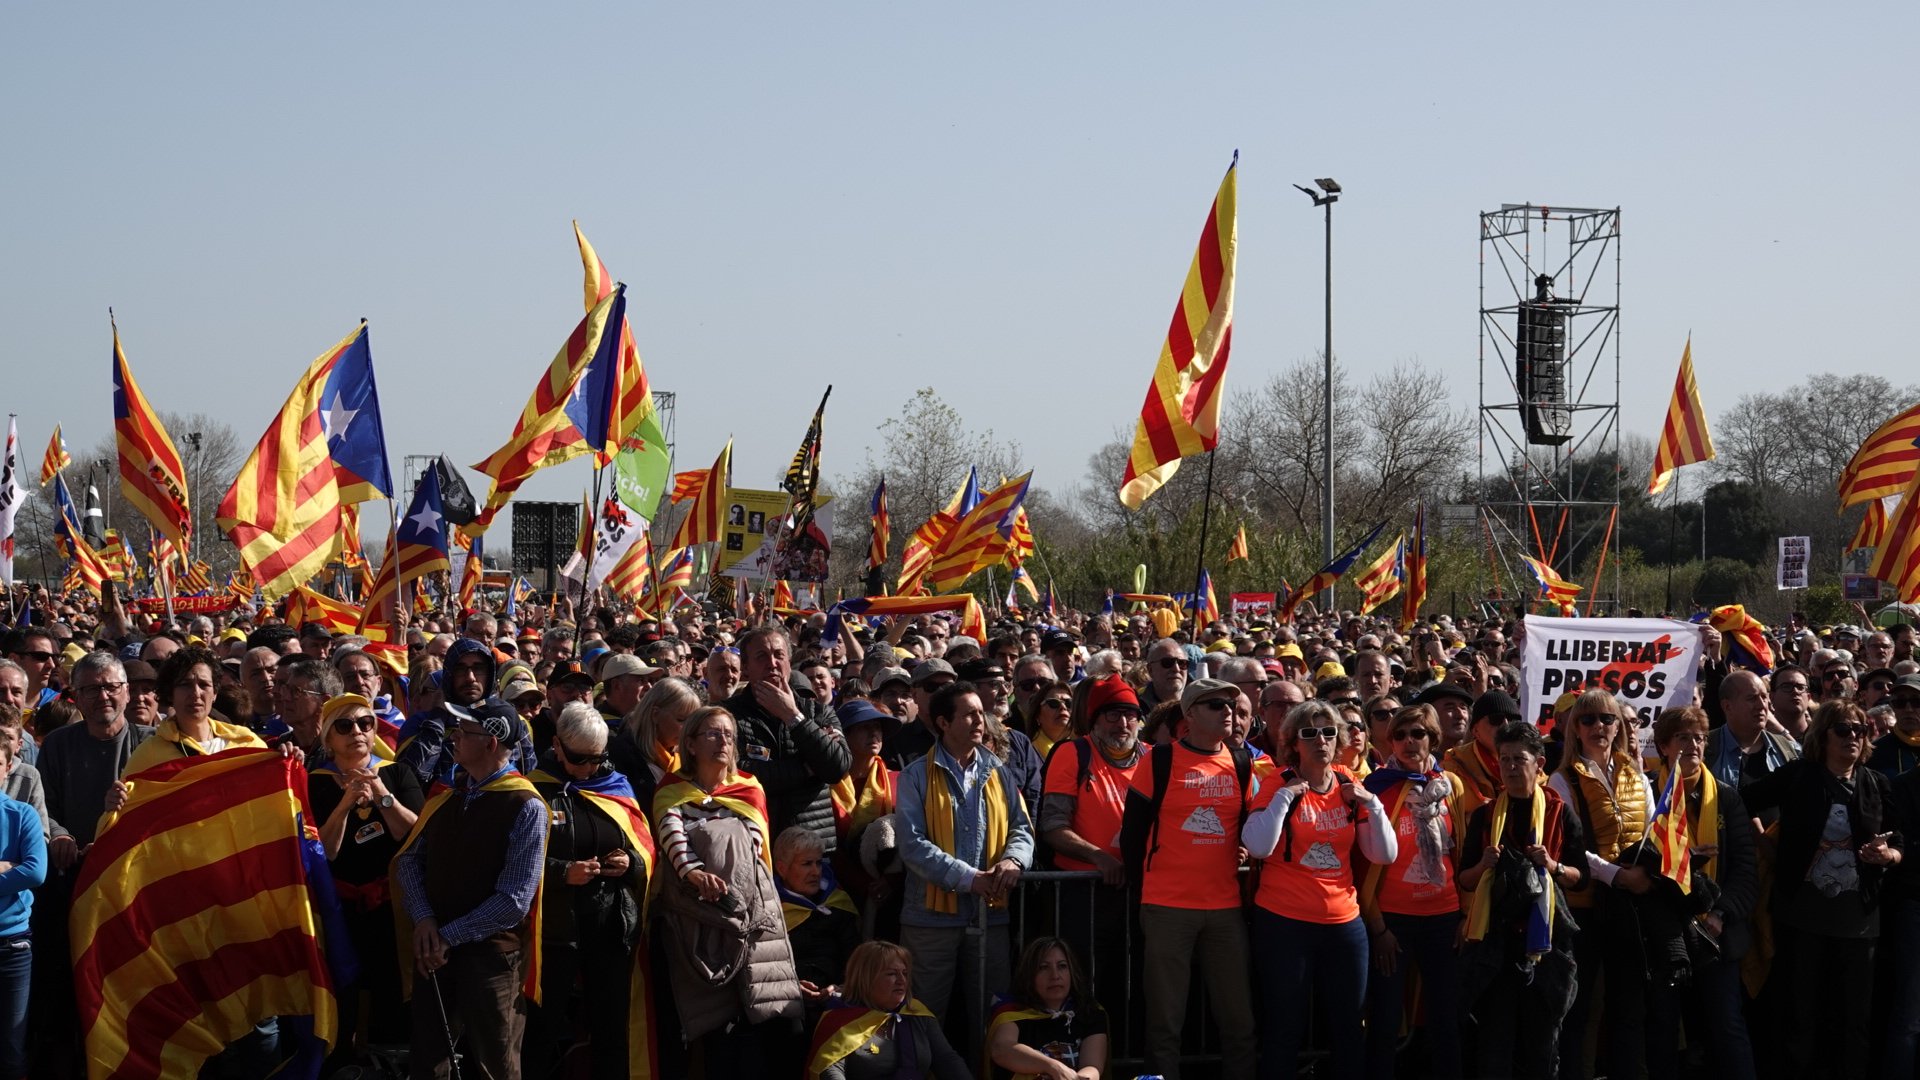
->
[670, 469, 711, 504]
[574, 223, 671, 481]
[867, 479, 890, 572]
[656, 546, 695, 591]
[178, 560, 212, 595]
[1117, 153, 1239, 510]
[469, 288, 624, 532]
[1519, 553, 1583, 609]
[1708, 604, 1775, 672]
[1276, 521, 1389, 624]
[900, 469, 979, 595]
[1838, 403, 1920, 510]
[286, 585, 365, 636]
[359, 471, 452, 636]
[1849, 494, 1898, 553]
[100, 530, 130, 584]
[110, 316, 192, 550]
[670, 440, 731, 549]
[1011, 564, 1040, 604]
[72, 750, 339, 1080]
[457, 533, 484, 613]
[1401, 505, 1429, 629]
[1193, 568, 1221, 625]
[50, 474, 83, 555]
[1648, 337, 1716, 496]
[1354, 532, 1406, 615]
[819, 594, 988, 647]
[318, 323, 395, 504]
[217, 325, 357, 602]
[39, 423, 71, 486]
[1226, 523, 1250, 562]
[1869, 471, 1920, 603]
[604, 527, 654, 601]
[926, 472, 1032, 594]
[1646, 765, 1693, 895]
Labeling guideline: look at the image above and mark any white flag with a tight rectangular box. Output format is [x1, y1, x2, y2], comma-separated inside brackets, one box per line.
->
[0, 420, 20, 585]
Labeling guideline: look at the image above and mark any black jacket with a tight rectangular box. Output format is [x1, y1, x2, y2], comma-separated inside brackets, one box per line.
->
[1743, 758, 1901, 906]
[723, 685, 850, 852]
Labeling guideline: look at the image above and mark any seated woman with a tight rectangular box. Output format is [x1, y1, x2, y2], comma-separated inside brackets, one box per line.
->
[775, 825, 862, 1011]
[527, 702, 652, 1080]
[307, 693, 424, 1067]
[987, 936, 1108, 1080]
[807, 940, 970, 1080]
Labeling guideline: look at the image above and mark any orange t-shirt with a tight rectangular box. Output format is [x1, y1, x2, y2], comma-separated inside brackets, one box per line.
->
[1371, 779, 1461, 917]
[1130, 742, 1246, 910]
[1043, 740, 1143, 872]
[1253, 783, 1360, 923]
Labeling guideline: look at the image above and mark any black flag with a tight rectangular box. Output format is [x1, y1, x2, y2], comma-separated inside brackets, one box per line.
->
[434, 456, 478, 527]
[82, 468, 106, 547]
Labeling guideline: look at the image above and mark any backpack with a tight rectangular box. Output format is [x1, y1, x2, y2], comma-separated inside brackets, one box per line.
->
[1143, 740, 1254, 870]
[1036, 737, 1099, 870]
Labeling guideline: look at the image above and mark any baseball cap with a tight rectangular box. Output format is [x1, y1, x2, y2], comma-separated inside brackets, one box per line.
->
[1314, 661, 1347, 681]
[1275, 643, 1306, 663]
[446, 699, 523, 746]
[911, 658, 957, 688]
[500, 673, 543, 703]
[552, 663, 596, 689]
[1180, 677, 1242, 713]
[1893, 673, 1920, 696]
[955, 658, 1007, 683]
[598, 654, 660, 682]
[1041, 630, 1077, 653]
[871, 667, 912, 692]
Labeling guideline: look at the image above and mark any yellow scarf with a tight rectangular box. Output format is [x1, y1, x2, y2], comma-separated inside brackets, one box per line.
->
[831, 756, 895, 837]
[1897, 727, 1920, 750]
[390, 770, 548, 1005]
[922, 746, 1009, 914]
[1464, 787, 1553, 958]
[650, 738, 680, 776]
[1659, 762, 1721, 883]
[782, 886, 861, 931]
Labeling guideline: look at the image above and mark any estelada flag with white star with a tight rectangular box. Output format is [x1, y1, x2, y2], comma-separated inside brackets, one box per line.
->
[317, 324, 394, 504]
[217, 325, 362, 601]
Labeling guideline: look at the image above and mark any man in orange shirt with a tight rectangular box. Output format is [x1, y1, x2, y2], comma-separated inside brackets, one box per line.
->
[1120, 677, 1257, 1080]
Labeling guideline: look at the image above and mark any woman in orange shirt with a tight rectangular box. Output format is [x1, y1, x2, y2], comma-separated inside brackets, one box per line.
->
[1359, 703, 1464, 1080]
[1244, 699, 1396, 1080]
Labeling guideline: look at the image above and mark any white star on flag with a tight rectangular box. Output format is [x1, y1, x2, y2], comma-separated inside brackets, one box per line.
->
[407, 506, 442, 536]
[322, 394, 359, 442]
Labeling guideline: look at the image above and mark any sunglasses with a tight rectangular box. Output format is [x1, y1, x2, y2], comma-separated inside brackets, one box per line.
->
[560, 744, 609, 765]
[1830, 723, 1869, 739]
[1329, 696, 1361, 707]
[1296, 726, 1340, 741]
[1040, 699, 1071, 711]
[1576, 713, 1617, 726]
[1016, 678, 1051, 691]
[1390, 728, 1430, 742]
[1098, 708, 1143, 723]
[11, 652, 52, 663]
[331, 715, 378, 735]
[1192, 698, 1236, 713]
[1154, 658, 1184, 671]
[1368, 708, 1397, 721]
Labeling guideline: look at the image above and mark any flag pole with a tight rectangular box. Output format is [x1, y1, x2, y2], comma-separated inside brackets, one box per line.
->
[1664, 479, 1680, 615]
[1190, 449, 1219, 632]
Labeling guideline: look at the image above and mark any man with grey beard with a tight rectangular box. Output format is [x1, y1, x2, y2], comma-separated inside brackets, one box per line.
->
[1036, 671, 1144, 1038]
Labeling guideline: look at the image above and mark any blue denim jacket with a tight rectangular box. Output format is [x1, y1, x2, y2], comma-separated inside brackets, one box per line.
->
[897, 743, 1034, 928]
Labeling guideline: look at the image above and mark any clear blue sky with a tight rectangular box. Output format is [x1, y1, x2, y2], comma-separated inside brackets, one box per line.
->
[4, 3, 1914, 533]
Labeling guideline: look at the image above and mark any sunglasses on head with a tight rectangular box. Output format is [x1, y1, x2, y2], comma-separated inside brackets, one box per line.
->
[1296, 726, 1339, 741]
[330, 715, 377, 735]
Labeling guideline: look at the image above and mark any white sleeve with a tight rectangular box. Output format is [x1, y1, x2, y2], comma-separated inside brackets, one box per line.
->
[1242, 783, 1298, 860]
[1354, 789, 1396, 865]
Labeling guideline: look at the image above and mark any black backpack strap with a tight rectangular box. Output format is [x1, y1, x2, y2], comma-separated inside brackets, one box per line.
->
[1146, 742, 1175, 866]
[1076, 738, 1094, 792]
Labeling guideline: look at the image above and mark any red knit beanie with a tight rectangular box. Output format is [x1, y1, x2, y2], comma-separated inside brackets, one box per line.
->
[1084, 674, 1140, 718]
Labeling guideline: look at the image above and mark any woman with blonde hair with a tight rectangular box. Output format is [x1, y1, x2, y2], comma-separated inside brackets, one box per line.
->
[652, 706, 802, 1070]
[806, 940, 969, 1079]
[1545, 689, 1657, 1080]
[611, 675, 702, 809]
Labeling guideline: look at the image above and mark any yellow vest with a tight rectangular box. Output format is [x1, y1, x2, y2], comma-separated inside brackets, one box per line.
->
[1565, 753, 1648, 908]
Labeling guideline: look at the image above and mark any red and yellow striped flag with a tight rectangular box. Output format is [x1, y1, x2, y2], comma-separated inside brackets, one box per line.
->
[604, 528, 654, 601]
[286, 585, 364, 635]
[111, 318, 192, 550]
[1849, 495, 1896, 553]
[1648, 338, 1716, 496]
[1400, 505, 1428, 629]
[670, 440, 731, 549]
[1226, 524, 1250, 562]
[1519, 554, 1583, 608]
[469, 289, 623, 532]
[867, 479, 890, 572]
[73, 750, 337, 1080]
[177, 560, 212, 594]
[100, 531, 129, 583]
[573, 221, 664, 466]
[39, 424, 70, 487]
[927, 472, 1032, 594]
[63, 531, 113, 598]
[1869, 472, 1920, 603]
[1118, 154, 1239, 510]
[1838, 401, 1920, 510]
[1354, 533, 1405, 615]
[898, 470, 976, 595]
[217, 326, 356, 602]
[456, 533, 484, 613]
[657, 547, 695, 591]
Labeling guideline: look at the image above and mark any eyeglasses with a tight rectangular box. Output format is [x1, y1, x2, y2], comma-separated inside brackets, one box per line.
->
[330, 716, 377, 735]
[1779, 682, 1809, 693]
[693, 729, 735, 742]
[11, 652, 52, 664]
[1097, 708, 1143, 723]
[1391, 728, 1430, 742]
[1830, 723, 1869, 739]
[559, 744, 609, 765]
[1192, 698, 1235, 713]
[1576, 713, 1617, 726]
[1368, 708, 1397, 721]
[1040, 699, 1070, 712]
[1153, 658, 1184, 671]
[74, 682, 127, 696]
[1296, 726, 1340, 741]
[1329, 696, 1360, 707]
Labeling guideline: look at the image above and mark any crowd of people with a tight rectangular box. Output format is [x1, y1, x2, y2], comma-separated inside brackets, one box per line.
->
[0, 583, 1918, 1079]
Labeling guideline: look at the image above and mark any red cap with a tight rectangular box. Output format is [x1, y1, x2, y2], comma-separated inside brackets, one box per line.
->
[1083, 674, 1140, 719]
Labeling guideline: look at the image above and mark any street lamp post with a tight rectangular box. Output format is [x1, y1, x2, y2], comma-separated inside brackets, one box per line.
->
[1295, 178, 1341, 609]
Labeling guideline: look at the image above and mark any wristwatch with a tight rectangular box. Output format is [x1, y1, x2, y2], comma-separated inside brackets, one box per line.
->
[379, 794, 395, 809]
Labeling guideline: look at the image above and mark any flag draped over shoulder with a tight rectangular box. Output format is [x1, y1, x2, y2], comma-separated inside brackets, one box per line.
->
[217, 325, 359, 602]
[469, 289, 623, 533]
[1648, 337, 1715, 496]
[1838, 403, 1920, 510]
[39, 423, 71, 486]
[72, 750, 337, 1080]
[670, 440, 731, 549]
[111, 319, 192, 550]
[1277, 521, 1389, 623]
[1401, 505, 1428, 629]
[926, 472, 1032, 594]
[1118, 153, 1239, 510]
